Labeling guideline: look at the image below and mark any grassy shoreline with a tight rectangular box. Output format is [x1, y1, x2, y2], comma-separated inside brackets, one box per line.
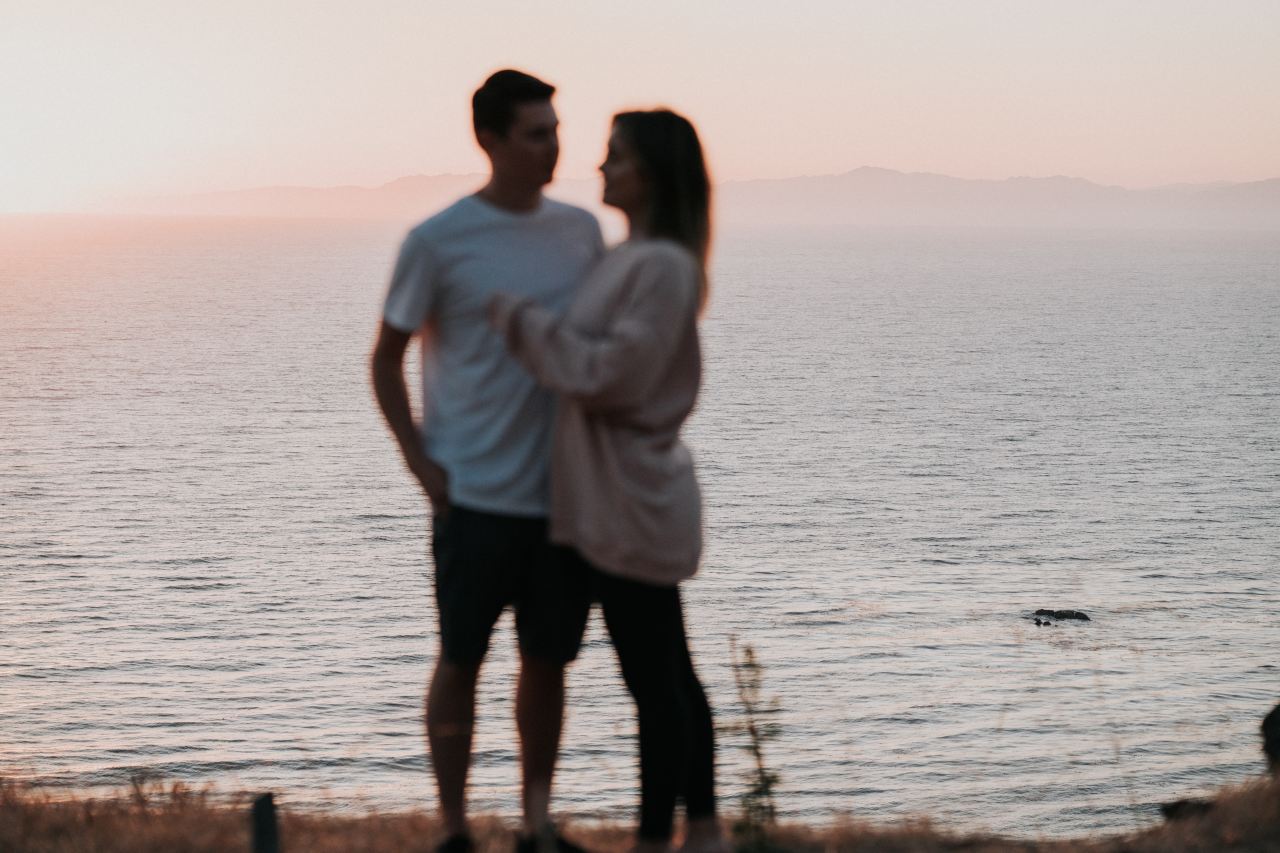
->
[4, 776, 1278, 852]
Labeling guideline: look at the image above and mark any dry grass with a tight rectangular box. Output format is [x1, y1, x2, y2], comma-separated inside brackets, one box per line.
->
[2, 776, 1277, 853]
[768, 777, 1280, 851]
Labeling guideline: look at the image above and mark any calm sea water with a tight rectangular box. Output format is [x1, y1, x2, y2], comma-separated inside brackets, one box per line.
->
[2, 217, 1277, 838]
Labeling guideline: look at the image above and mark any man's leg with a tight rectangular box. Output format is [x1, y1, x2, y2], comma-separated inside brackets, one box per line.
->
[513, 542, 592, 838]
[516, 654, 567, 834]
[428, 506, 511, 843]
[427, 656, 482, 838]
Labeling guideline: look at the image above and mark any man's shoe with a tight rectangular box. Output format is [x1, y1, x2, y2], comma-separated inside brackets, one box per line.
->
[515, 825, 591, 853]
[436, 833, 476, 853]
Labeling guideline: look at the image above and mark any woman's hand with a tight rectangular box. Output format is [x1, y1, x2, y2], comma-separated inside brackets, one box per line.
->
[486, 293, 507, 330]
[487, 293, 526, 337]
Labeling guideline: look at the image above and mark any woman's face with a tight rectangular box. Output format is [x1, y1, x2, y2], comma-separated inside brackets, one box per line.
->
[600, 125, 647, 216]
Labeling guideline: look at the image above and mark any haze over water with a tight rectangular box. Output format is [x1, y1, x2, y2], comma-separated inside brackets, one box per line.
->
[2, 217, 1277, 837]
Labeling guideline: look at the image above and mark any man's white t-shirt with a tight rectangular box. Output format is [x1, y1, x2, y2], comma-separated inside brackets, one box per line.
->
[383, 194, 604, 517]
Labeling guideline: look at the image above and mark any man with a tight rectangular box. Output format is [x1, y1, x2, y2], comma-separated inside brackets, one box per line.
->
[371, 69, 603, 853]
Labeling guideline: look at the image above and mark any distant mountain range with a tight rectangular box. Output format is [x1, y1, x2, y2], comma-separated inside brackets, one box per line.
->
[112, 167, 1280, 230]
[716, 167, 1280, 230]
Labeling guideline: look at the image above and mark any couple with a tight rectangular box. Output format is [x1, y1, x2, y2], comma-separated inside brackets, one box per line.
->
[371, 69, 723, 853]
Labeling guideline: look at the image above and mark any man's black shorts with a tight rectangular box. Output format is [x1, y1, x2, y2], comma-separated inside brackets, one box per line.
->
[430, 505, 591, 666]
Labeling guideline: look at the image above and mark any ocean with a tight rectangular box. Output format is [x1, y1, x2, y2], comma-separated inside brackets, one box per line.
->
[2, 216, 1277, 838]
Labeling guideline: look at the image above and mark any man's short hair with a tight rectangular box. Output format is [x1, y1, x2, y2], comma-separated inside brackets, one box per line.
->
[472, 70, 555, 138]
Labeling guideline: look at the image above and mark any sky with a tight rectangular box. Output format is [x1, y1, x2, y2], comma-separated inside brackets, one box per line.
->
[2, 0, 1278, 212]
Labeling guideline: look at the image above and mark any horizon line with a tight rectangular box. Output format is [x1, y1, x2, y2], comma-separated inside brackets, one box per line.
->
[153, 166, 1280, 197]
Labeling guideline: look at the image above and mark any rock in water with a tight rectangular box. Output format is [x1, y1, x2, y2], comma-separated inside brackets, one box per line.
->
[1034, 608, 1090, 621]
[1161, 797, 1214, 820]
[1264, 703, 1280, 773]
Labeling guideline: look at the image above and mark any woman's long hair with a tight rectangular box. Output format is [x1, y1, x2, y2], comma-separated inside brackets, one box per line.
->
[612, 109, 712, 309]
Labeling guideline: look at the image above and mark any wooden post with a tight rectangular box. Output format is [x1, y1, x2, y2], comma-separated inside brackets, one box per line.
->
[251, 792, 280, 853]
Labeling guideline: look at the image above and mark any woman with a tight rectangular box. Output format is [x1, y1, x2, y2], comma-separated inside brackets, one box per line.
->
[489, 109, 723, 853]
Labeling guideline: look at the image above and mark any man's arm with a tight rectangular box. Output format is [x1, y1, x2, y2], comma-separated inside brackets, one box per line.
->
[370, 320, 449, 515]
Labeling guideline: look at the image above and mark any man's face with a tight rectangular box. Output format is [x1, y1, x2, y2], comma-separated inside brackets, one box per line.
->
[483, 100, 560, 187]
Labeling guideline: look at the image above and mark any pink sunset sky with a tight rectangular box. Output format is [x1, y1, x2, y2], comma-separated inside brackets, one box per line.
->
[2, 0, 1278, 213]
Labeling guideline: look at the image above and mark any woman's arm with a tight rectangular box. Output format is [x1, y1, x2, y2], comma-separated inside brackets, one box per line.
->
[490, 247, 698, 411]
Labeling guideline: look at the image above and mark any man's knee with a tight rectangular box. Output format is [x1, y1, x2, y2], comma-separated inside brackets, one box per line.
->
[517, 655, 568, 708]
[434, 657, 481, 685]
[428, 659, 482, 738]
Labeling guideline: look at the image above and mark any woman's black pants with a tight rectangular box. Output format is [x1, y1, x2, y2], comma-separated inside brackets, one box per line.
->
[591, 563, 718, 841]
